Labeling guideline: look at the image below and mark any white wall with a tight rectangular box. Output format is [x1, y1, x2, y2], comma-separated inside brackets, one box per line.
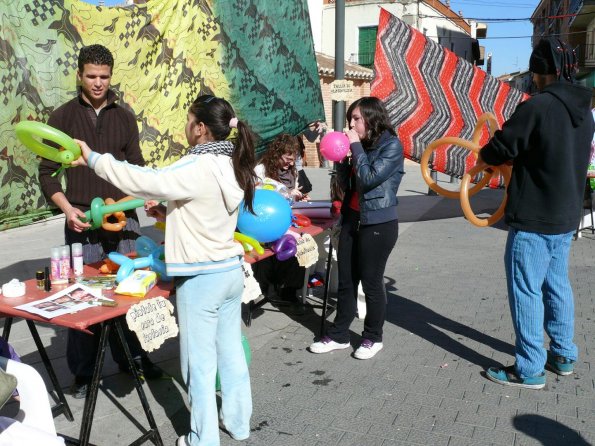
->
[308, 0, 323, 53]
[318, 1, 476, 65]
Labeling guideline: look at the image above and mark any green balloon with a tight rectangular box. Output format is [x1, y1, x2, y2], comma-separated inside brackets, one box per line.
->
[215, 334, 251, 391]
[14, 121, 81, 165]
[83, 197, 146, 229]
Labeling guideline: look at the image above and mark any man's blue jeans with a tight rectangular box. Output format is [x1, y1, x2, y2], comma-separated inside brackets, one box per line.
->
[504, 228, 578, 378]
[176, 267, 251, 445]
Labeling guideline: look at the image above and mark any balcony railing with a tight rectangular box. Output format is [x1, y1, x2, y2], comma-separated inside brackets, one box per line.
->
[350, 52, 375, 68]
[575, 43, 595, 68]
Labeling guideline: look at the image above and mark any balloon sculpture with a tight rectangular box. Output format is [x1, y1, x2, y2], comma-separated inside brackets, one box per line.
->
[14, 121, 81, 166]
[319, 131, 350, 162]
[237, 189, 292, 243]
[84, 196, 145, 231]
[233, 232, 264, 255]
[272, 234, 297, 261]
[150, 219, 264, 255]
[108, 236, 170, 283]
[420, 112, 511, 227]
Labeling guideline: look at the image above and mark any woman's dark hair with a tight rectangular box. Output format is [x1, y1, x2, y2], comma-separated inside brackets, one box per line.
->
[189, 95, 257, 212]
[260, 133, 300, 181]
[346, 96, 395, 148]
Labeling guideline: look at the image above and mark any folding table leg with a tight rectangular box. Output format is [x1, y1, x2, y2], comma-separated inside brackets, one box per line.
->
[79, 321, 111, 446]
[2, 317, 13, 340]
[319, 243, 334, 337]
[26, 320, 74, 422]
[114, 318, 163, 446]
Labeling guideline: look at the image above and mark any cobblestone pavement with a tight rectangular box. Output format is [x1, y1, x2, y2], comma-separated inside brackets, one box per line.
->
[0, 164, 593, 445]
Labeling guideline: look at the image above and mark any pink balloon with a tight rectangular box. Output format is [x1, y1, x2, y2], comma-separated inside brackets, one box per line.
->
[319, 131, 350, 162]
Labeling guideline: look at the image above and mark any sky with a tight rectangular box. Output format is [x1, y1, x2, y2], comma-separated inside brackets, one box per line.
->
[83, 0, 540, 77]
[450, 0, 541, 76]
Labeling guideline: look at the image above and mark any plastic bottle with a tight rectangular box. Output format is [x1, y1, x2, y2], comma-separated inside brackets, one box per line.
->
[72, 243, 84, 276]
[59, 245, 71, 282]
[50, 246, 66, 284]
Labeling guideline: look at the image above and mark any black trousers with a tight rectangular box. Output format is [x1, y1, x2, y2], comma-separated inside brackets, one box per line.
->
[66, 320, 145, 381]
[65, 217, 145, 380]
[326, 208, 398, 343]
[252, 256, 305, 300]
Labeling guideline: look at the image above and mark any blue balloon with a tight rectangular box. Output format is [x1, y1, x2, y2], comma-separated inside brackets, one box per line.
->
[237, 189, 292, 243]
[108, 235, 172, 283]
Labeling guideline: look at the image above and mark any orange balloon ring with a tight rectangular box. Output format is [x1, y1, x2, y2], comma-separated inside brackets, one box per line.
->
[101, 198, 128, 231]
[460, 162, 511, 227]
[421, 136, 491, 199]
[420, 112, 509, 227]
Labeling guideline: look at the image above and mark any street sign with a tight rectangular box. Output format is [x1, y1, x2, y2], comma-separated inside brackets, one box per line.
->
[330, 79, 354, 101]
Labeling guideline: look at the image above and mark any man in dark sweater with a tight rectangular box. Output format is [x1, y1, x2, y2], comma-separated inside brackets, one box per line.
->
[479, 38, 594, 389]
[39, 45, 162, 399]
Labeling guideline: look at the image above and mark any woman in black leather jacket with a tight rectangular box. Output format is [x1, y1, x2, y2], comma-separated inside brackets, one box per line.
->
[310, 97, 404, 359]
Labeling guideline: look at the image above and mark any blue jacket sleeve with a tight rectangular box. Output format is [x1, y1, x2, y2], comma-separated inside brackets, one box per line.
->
[352, 137, 404, 193]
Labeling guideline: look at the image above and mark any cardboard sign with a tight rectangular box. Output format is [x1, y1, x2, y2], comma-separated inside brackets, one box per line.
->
[330, 79, 354, 101]
[295, 233, 319, 268]
[241, 262, 263, 304]
[126, 297, 178, 352]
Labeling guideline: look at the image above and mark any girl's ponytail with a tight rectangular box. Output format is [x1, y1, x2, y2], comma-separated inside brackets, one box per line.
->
[232, 120, 257, 213]
[190, 95, 257, 213]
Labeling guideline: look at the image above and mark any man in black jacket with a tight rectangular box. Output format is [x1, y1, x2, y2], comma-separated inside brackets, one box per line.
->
[39, 45, 162, 399]
[479, 38, 594, 389]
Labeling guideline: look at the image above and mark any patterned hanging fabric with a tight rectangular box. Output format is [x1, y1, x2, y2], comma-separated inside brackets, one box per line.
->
[371, 8, 528, 182]
[0, 0, 323, 229]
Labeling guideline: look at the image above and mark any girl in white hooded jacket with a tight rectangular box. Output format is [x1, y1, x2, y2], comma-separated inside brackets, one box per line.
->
[74, 95, 257, 446]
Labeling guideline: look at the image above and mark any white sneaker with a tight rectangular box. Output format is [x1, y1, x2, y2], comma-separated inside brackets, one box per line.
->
[354, 339, 383, 359]
[177, 435, 189, 446]
[309, 336, 350, 353]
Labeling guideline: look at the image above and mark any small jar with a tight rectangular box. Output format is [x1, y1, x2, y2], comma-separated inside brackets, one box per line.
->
[36, 270, 45, 290]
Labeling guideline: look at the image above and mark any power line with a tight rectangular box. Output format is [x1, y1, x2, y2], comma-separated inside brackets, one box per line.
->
[450, 1, 536, 8]
[426, 30, 587, 40]
[419, 11, 595, 22]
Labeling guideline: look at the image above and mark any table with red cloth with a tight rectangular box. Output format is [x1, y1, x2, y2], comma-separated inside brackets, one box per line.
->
[0, 264, 173, 446]
[242, 217, 337, 334]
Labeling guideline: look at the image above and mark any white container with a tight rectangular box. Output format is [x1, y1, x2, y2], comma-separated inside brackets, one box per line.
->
[72, 243, 84, 276]
[59, 245, 71, 282]
[50, 246, 65, 284]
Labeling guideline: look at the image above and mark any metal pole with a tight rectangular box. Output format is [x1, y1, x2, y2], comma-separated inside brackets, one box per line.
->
[333, 0, 345, 132]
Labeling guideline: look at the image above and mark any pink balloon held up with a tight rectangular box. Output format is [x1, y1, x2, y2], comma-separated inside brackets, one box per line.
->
[319, 131, 350, 162]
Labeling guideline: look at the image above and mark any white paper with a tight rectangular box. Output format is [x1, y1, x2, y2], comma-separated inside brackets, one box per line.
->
[241, 262, 263, 304]
[15, 283, 103, 319]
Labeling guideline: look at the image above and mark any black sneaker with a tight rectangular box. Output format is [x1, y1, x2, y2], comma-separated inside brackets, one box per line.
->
[119, 357, 163, 380]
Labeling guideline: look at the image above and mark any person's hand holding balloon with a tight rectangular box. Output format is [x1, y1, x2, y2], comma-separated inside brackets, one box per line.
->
[71, 139, 93, 167]
[145, 200, 166, 222]
[65, 206, 91, 233]
[346, 128, 360, 144]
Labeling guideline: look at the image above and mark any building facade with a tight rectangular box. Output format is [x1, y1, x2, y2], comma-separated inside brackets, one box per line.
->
[304, 0, 486, 166]
[531, 0, 595, 99]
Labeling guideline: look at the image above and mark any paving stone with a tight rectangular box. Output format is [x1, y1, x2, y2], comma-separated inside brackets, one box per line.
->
[1, 165, 592, 446]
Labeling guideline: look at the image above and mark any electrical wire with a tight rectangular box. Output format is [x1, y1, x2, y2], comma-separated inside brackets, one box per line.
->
[419, 11, 595, 22]
[449, 0, 536, 8]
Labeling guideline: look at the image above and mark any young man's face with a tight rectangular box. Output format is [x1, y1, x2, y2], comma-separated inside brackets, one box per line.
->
[77, 63, 112, 107]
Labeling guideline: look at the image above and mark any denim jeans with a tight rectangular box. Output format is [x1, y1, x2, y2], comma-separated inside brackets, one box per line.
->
[176, 267, 251, 445]
[504, 228, 577, 378]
